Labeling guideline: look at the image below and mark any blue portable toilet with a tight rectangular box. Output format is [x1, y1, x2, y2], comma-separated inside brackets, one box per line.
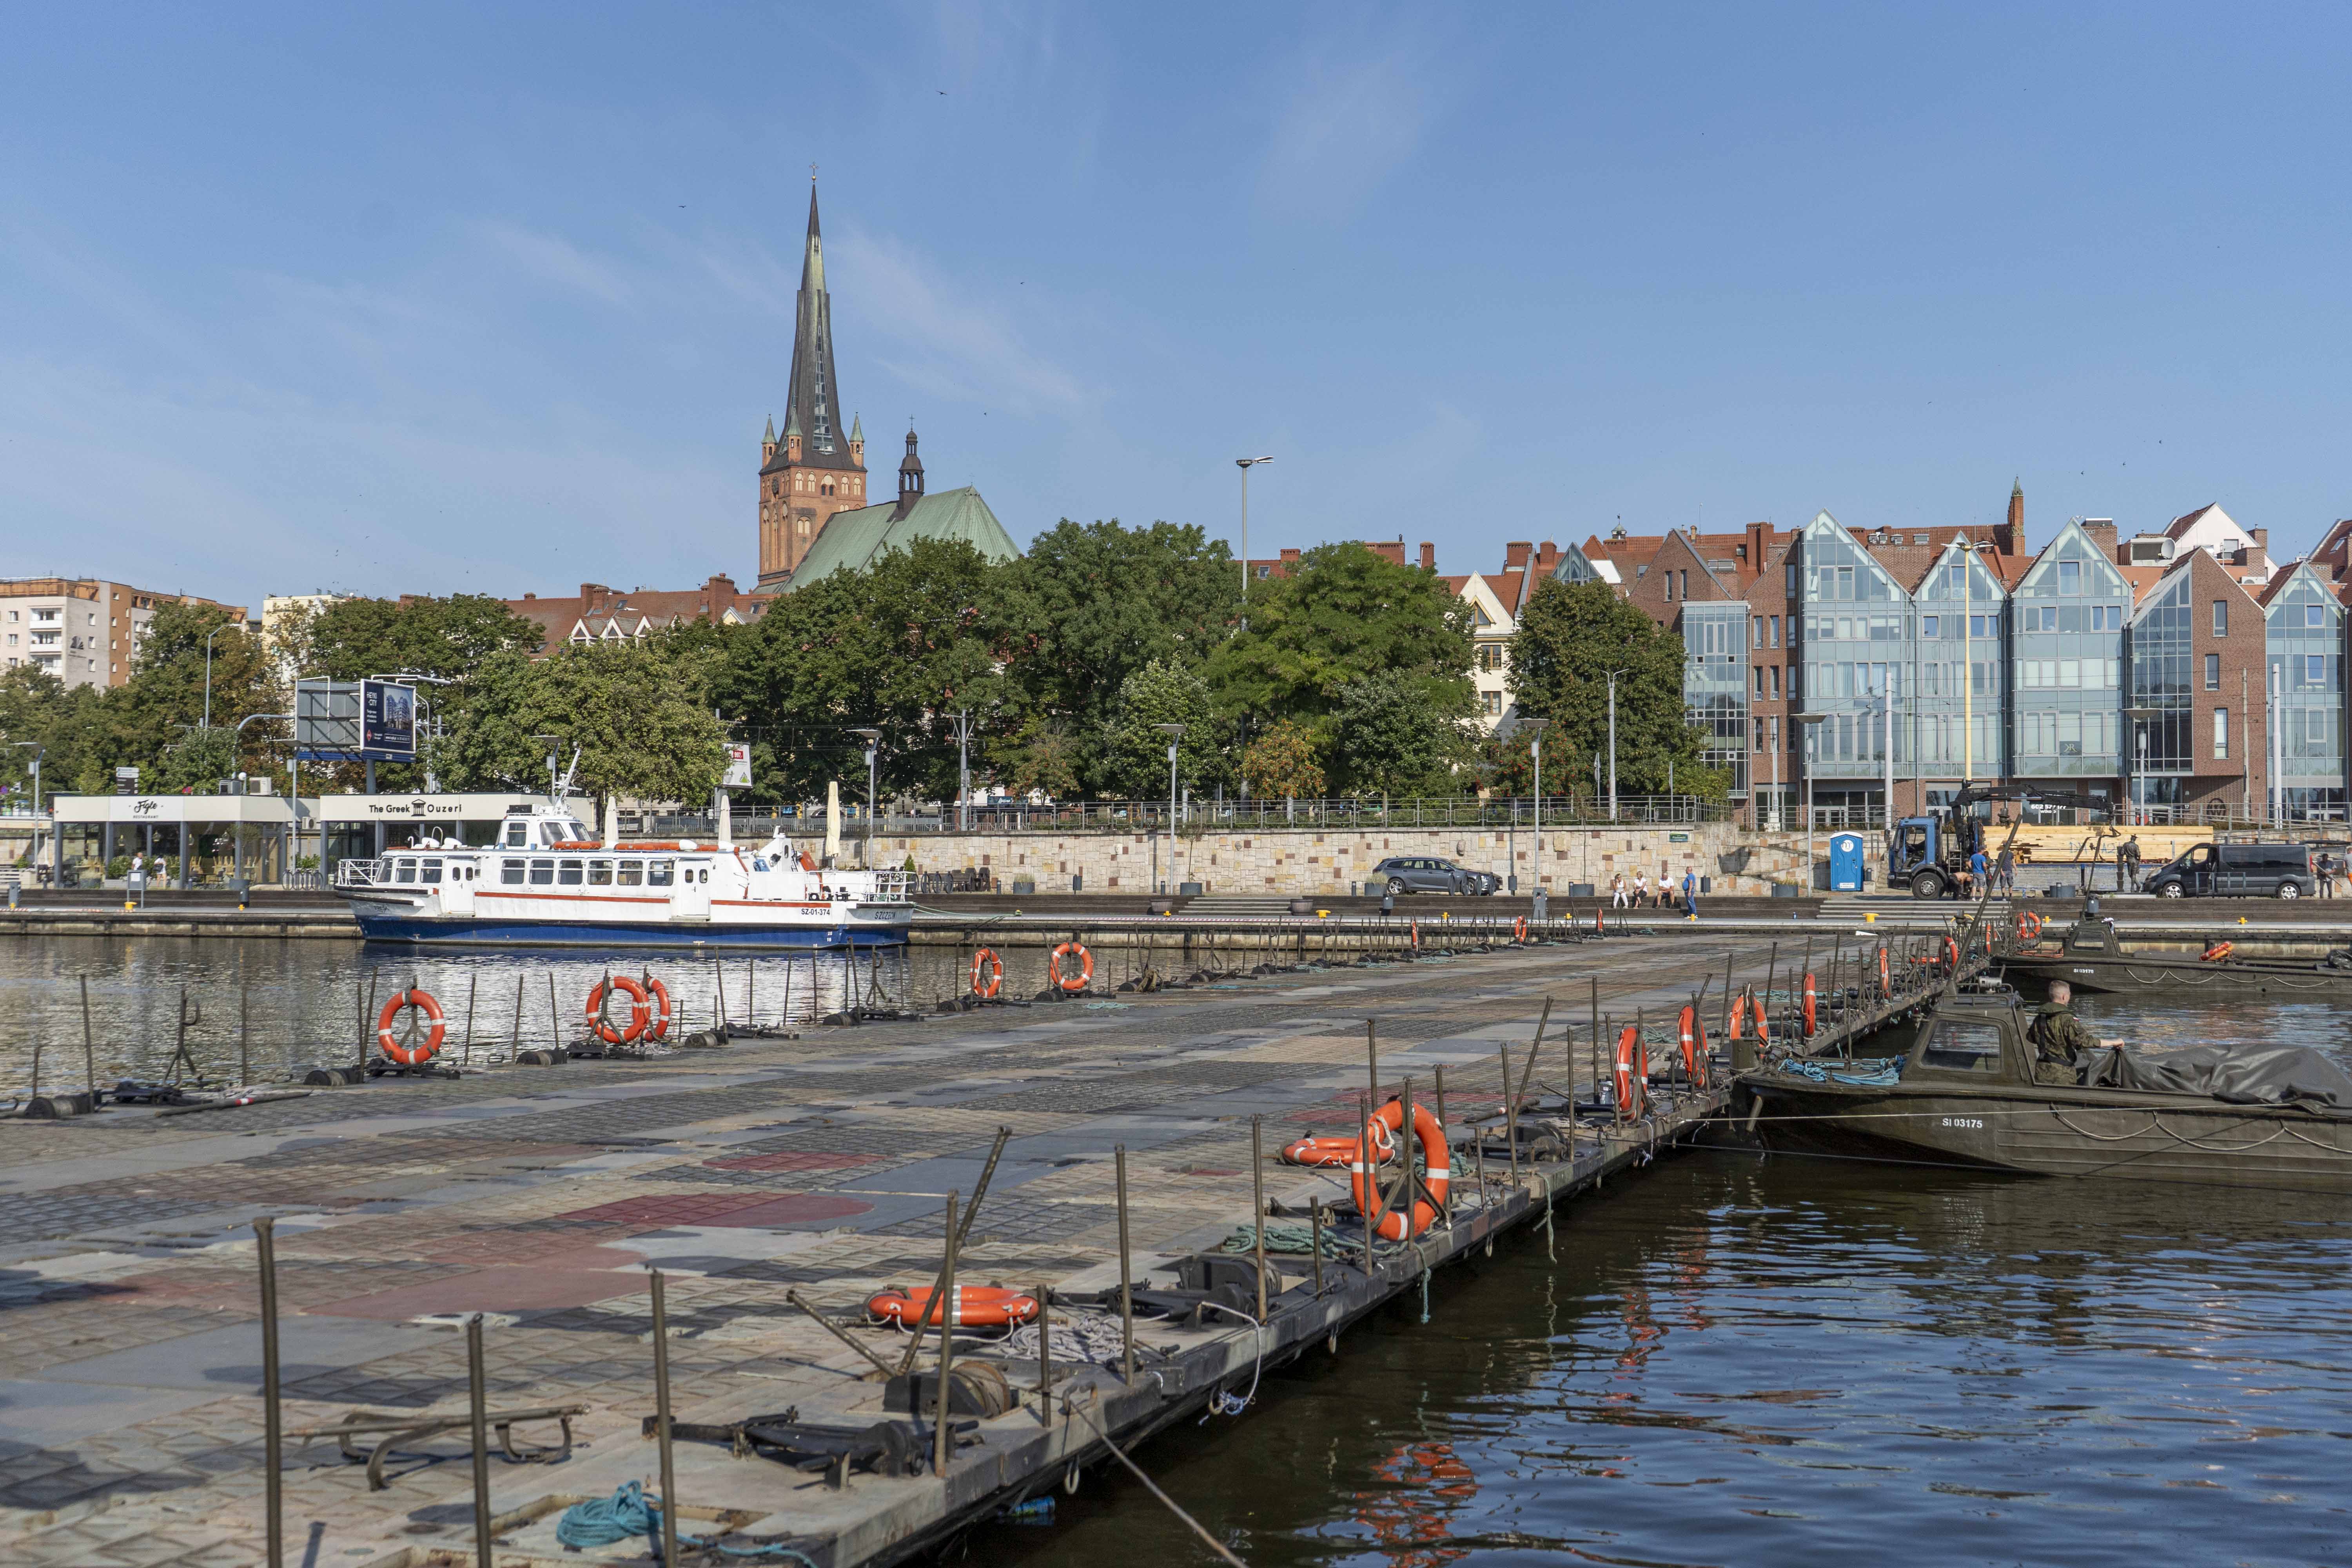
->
[1828, 832, 1866, 892]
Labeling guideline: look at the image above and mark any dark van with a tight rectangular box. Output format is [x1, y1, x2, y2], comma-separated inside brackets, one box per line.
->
[2145, 841, 2316, 900]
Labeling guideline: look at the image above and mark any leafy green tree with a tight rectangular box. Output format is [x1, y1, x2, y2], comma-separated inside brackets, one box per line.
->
[1506, 579, 1717, 795]
[1204, 542, 1474, 725]
[1328, 672, 1475, 798]
[716, 537, 1016, 804]
[1240, 718, 1325, 800]
[0, 666, 110, 801]
[432, 635, 727, 807]
[298, 594, 543, 682]
[995, 716, 1084, 800]
[118, 602, 286, 784]
[1097, 659, 1226, 799]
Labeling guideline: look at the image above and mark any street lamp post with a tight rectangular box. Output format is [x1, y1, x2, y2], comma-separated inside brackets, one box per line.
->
[1235, 457, 1274, 627]
[1155, 723, 1185, 894]
[851, 729, 882, 869]
[1520, 719, 1549, 893]
[1603, 670, 1629, 820]
[202, 624, 231, 731]
[1795, 713, 1830, 891]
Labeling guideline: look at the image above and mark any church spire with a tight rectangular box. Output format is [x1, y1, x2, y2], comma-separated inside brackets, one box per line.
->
[756, 180, 869, 591]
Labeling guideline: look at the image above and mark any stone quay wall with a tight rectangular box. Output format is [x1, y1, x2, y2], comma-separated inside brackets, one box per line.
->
[864, 821, 1817, 897]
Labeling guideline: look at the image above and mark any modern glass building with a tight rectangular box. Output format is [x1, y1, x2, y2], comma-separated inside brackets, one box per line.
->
[1679, 599, 1750, 801]
[1910, 539, 2009, 800]
[2266, 563, 2347, 819]
[1791, 513, 1909, 820]
[2123, 566, 2195, 812]
[2012, 519, 2128, 804]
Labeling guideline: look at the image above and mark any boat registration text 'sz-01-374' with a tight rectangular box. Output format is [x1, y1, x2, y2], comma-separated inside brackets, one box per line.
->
[333, 800, 911, 950]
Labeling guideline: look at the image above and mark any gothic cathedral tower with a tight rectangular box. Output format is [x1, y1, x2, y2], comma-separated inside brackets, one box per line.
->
[757, 186, 868, 588]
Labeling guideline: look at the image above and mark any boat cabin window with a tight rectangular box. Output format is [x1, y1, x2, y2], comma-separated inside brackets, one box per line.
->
[421, 860, 442, 884]
[528, 858, 555, 886]
[565, 819, 590, 841]
[501, 858, 525, 885]
[617, 860, 643, 886]
[1918, 1020, 2006, 1074]
[505, 821, 529, 847]
[557, 860, 583, 886]
[588, 860, 613, 886]
[393, 858, 416, 883]
[648, 859, 675, 887]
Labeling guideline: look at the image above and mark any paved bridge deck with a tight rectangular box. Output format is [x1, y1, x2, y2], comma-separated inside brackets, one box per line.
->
[0, 929, 1951, 1566]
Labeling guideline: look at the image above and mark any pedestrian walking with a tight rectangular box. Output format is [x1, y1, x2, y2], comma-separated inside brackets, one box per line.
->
[1681, 868, 1699, 917]
[1995, 844, 2016, 896]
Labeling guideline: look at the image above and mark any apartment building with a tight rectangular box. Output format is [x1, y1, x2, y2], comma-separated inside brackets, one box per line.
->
[0, 578, 246, 690]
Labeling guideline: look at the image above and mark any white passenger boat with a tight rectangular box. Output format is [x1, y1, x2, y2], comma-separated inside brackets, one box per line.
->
[332, 799, 912, 949]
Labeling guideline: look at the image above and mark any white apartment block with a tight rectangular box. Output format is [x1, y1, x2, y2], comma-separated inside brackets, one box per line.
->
[0, 578, 245, 689]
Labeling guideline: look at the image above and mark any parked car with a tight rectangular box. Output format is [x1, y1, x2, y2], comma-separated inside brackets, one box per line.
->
[1372, 856, 1498, 896]
[2144, 841, 2315, 900]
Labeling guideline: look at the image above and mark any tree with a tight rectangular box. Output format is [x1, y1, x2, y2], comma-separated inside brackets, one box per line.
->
[1096, 659, 1225, 799]
[299, 594, 543, 682]
[1205, 542, 1475, 725]
[998, 519, 1237, 784]
[431, 635, 727, 807]
[1506, 579, 1718, 795]
[1241, 718, 1325, 800]
[0, 666, 109, 800]
[715, 537, 1017, 804]
[1328, 673, 1475, 798]
[995, 716, 1084, 800]
[120, 602, 286, 784]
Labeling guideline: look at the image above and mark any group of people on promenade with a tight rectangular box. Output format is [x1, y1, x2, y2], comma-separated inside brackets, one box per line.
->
[1609, 866, 1700, 916]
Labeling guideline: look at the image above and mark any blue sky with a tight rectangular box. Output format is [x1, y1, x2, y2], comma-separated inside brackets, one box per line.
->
[4, 3, 2348, 606]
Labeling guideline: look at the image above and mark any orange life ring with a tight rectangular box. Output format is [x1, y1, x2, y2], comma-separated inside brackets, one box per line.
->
[641, 976, 672, 1041]
[2016, 910, 2043, 942]
[2201, 941, 2234, 962]
[1280, 1128, 1387, 1169]
[1613, 1024, 1646, 1113]
[586, 976, 649, 1045]
[1878, 945, 1891, 998]
[866, 1285, 1040, 1329]
[1677, 1004, 1706, 1083]
[1943, 936, 1960, 972]
[1410, 920, 1421, 948]
[969, 948, 1004, 999]
[1752, 988, 1770, 1047]
[1048, 942, 1092, 992]
[1594, 906, 1605, 934]
[1802, 972, 1818, 1037]
[1727, 991, 1748, 1041]
[1513, 916, 1529, 942]
[1350, 1099, 1449, 1241]
[376, 988, 446, 1066]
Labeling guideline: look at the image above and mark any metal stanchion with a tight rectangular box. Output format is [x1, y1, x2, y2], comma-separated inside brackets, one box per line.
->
[1114, 1149, 1136, 1383]
[649, 1272, 678, 1566]
[1035, 1279, 1052, 1424]
[933, 1194, 960, 1478]
[467, 1312, 495, 1568]
[1251, 1116, 1268, 1320]
[255, 1217, 283, 1568]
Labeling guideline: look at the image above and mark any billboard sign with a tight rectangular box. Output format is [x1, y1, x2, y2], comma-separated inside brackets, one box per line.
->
[298, 679, 417, 762]
[722, 743, 752, 789]
[363, 679, 416, 759]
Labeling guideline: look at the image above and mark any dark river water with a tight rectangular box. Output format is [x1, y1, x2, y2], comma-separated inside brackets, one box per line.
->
[2, 945, 2346, 1565]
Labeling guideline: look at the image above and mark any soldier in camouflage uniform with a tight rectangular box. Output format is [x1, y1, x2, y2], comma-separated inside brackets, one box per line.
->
[2028, 980, 2102, 1085]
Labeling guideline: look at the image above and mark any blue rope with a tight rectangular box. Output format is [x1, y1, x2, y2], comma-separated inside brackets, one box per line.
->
[556, 1481, 822, 1564]
[1774, 1057, 1903, 1087]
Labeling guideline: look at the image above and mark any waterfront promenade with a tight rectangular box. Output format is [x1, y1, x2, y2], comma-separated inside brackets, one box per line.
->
[0, 933, 1781, 1566]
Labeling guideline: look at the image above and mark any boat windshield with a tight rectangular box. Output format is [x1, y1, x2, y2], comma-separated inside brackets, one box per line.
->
[1912, 1018, 2007, 1075]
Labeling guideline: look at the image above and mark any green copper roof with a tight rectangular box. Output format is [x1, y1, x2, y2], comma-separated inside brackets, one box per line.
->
[780, 486, 1020, 589]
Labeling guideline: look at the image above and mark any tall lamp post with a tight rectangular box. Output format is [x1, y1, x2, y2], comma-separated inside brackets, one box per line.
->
[851, 728, 882, 869]
[1795, 712, 1830, 891]
[1235, 457, 1274, 627]
[1521, 718, 1549, 893]
[1155, 723, 1185, 893]
[1602, 670, 1629, 820]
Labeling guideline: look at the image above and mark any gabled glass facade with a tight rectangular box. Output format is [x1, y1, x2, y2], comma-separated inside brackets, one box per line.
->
[2125, 568, 2193, 799]
[2267, 564, 2346, 817]
[1680, 599, 1749, 799]
[2013, 520, 2127, 783]
[1793, 514, 1908, 794]
[1910, 542, 2007, 777]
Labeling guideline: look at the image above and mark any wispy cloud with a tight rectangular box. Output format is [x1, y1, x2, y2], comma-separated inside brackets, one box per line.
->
[476, 220, 634, 304]
[831, 225, 1090, 416]
[1256, 38, 1449, 224]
